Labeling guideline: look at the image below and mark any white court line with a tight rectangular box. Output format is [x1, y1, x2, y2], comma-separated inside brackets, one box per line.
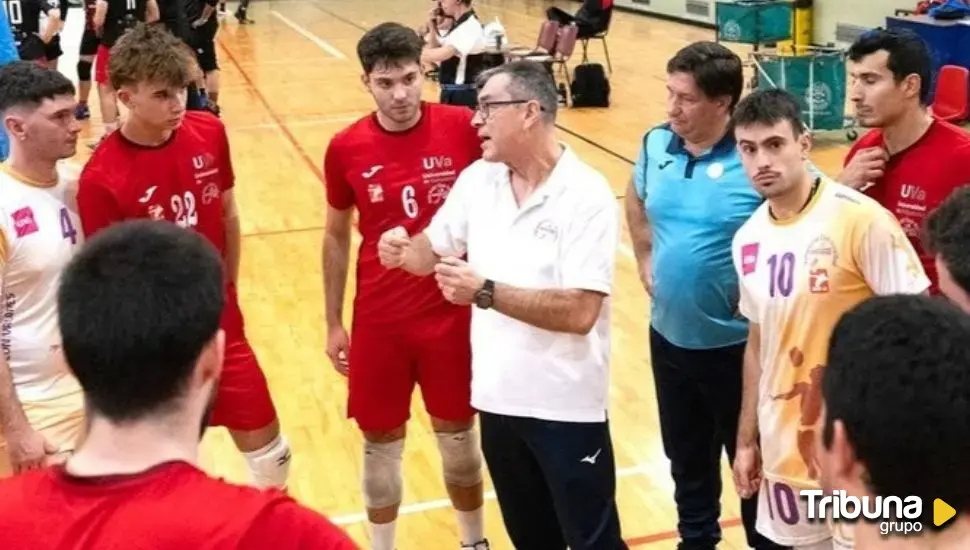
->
[329, 463, 649, 526]
[271, 10, 347, 59]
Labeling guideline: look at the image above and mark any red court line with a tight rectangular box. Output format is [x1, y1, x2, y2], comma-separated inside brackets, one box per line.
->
[625, 517, 743, 547]
[215, 39, 325, 183]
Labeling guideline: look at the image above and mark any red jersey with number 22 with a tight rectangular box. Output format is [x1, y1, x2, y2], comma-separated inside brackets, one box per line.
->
[324, 102, 482, 325]
[844, 119, 970, 293]
[76, 112, 241, 329]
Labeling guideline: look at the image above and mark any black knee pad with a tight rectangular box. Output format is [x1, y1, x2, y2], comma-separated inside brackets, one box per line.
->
[77, 60, 92, 82]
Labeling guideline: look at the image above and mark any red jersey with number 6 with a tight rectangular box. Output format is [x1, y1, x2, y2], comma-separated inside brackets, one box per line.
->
[324, 102, 481, 325]
[844, 119, 970, 293]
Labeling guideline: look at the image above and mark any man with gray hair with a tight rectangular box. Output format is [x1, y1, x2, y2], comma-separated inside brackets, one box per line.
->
[377, 60, 626, 549]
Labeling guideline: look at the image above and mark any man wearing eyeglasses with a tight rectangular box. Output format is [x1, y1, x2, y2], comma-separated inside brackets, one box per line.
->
[378, 59, 625, 550]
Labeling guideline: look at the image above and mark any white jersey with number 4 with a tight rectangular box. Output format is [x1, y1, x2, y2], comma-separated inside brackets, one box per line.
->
[0, 163, 83, 402]
[730, 177, 928, 547]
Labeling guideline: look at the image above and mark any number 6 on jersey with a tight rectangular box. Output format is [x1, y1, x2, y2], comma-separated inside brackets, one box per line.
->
[402, 185, 418, 218]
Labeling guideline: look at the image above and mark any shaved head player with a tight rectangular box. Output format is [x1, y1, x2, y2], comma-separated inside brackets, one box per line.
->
[322, 22, 487, 550]
[76, 24, 292, 490]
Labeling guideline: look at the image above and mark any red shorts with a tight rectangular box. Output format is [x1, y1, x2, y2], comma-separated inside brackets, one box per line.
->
[94, 45, 111, 86]
[347, 307, 474, 432]
[207, 285, 278, 432]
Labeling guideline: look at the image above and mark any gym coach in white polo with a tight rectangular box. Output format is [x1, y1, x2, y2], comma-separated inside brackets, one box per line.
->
[377, 60, 627, 550]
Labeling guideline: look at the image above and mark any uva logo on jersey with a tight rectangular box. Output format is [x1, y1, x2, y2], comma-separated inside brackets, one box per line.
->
[11, 207, 38, 237]
[741, 243, 759, 275]
[422, 156, 453, 171]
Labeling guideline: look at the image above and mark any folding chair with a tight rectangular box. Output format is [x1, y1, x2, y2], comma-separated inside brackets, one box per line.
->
[580, 8, 613, 73]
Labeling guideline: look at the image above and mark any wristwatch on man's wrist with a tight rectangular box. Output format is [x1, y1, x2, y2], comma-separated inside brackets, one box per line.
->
[474, 279, 494, 309]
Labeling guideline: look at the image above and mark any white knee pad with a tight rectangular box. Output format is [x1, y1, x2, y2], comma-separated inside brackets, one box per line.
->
[435, 427, 483, 488]
[243, 434, 292, 489]
[363, 438, 405, 509]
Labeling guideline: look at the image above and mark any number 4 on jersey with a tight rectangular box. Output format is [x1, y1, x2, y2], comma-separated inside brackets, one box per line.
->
[59, 207, 77, 245]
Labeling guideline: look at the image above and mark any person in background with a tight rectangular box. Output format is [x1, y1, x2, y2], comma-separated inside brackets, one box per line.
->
[546, 0, 612, 39]
[420, 0, 487, 107]
[0, 4, 18, 161]
[839, 27, 970, 294]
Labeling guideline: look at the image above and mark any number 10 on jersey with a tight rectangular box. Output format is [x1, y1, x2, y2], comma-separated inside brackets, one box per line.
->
[767, 252, 795, 298]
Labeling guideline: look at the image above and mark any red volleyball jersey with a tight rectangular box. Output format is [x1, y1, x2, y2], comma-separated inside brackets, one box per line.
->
[323, 102, 482, 325]
[844, 119, 970, 293]
[77, 112, 244, 333]
[0, 461, 359, 549]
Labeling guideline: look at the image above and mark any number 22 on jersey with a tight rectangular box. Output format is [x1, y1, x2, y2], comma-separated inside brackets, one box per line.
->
[171, 191, 198, 228]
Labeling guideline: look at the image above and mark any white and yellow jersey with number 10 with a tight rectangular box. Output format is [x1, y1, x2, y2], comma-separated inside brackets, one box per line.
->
[731, 177, 929, 547]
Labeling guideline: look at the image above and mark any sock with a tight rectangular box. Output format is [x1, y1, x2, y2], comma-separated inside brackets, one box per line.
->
[369, 520, 396, 550]
[457, 507, 484, 546]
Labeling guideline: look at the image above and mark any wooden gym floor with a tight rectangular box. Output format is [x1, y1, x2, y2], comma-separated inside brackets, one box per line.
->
[59, 0, 858, 547]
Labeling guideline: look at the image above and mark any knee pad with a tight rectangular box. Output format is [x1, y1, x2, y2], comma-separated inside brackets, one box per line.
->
[242, 434, 292, 489]
[77, 60, 92, 82]
[363, 438, 404, 509]
[436, 427, 483, 488]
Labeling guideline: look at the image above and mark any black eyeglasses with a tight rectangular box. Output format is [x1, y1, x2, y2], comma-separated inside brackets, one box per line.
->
[474, 99, 546, 119]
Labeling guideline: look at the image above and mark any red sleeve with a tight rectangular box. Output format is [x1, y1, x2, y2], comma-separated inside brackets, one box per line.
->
[323, 138, 354, 210]
[217, 120, 235, 192]
[239, 500, 359, 550]
[77, 165, 124, 238]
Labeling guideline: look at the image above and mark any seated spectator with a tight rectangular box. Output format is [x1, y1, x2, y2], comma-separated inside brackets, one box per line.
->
[546, 0, 612, 39]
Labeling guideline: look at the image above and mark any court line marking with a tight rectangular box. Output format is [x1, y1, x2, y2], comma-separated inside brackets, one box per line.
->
[216, 40, 326, 183]
[329, 462, 653, 526]
[270, 10, 347, 59]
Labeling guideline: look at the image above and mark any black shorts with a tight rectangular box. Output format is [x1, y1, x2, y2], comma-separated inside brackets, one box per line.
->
[44, 34, 63, 60]
[189, 27, 218, 73]
[79, 28, 99, 57]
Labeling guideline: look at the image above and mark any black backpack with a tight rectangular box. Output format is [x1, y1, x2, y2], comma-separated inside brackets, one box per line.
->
[570, 63, 610, 107]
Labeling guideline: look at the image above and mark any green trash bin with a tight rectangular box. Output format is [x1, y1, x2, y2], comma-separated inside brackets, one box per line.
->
[754, 50, 848, 132]
[716, 0, 793, 44]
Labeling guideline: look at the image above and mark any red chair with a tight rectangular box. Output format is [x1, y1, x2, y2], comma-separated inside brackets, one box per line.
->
[931, 65, 969, 123]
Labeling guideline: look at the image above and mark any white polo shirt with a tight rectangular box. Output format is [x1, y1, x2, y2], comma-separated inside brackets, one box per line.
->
[424, 144, 619, 423]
